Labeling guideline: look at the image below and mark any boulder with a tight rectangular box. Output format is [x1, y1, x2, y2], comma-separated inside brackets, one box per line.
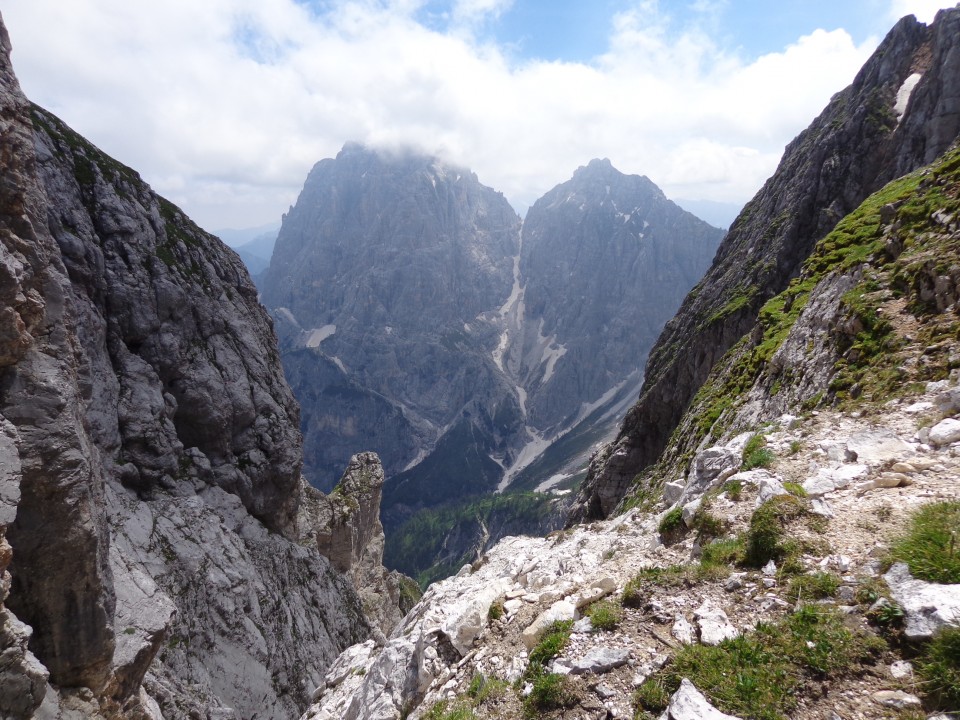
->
[567, 647, 631, 675]
[928, 417, 960, 446]
[658, 678, 743, 720]
[521, 600, 578, 650]
[695, 601, 739, 646]
[883, 563, 960, 639]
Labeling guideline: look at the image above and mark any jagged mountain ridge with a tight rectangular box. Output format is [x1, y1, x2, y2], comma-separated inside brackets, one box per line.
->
[261, 148, 721, 524]
[304, 17, 960, 720]
[571, 7, 960, 521]
[0, 13, 406, 718]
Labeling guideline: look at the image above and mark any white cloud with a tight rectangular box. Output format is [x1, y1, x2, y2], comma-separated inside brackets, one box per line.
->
[2, 0, 877, 230]
[888, 0, 958, 23]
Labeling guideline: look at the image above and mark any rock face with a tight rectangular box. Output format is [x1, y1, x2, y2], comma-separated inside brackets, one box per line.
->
[261, 144, 525, 519]
[261, 147, 720, 526]
[571, 7, 960, 521]
[503, 159, 722, 441]
[0, 13, 374, 718]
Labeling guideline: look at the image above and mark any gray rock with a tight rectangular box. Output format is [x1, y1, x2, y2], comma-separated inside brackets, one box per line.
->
[672, 615, 696, 644]
[568, 647, 631, 675]
[871, 689, 922, 709]
[884, 562, 960, 639]
[658, 678, 743, 720]
[928, 417, 960, 446]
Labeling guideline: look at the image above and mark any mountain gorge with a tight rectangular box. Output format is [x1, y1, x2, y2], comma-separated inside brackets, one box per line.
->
[260, 148, 722, 526]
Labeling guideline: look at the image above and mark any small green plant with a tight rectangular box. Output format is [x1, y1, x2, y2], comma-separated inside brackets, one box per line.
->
[423, 700, 476, 720]
[487, 599, 504, 622]
[527, 620, 573, 676]
[588, 600, 622, 631]
[787, 571, 841, 601]
[783, 482, 807, 498]
[524, 673, 573, 717]
[916, 624, 960, 710]
[789, 440, 802, 455]
[466, 673, 508, 706]
[633, 677, 671, 713]
[742, 433, 775, 470]
[700, 537, 744, 572]
[742, 495, 807, 568]
[889, 501, 960, 583]
[723, 478, 743, 501]
[658, 506, 685, 540]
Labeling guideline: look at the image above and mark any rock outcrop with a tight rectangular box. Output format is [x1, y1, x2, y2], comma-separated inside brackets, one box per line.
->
[0, 13, 375, 718]
[300, 452, 410, 637]
[571, 7, 960, 521]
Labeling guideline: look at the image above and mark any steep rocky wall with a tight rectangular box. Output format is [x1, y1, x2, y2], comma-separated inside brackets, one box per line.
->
[571, 8, 960, 521]
[0, 12, 373, 718]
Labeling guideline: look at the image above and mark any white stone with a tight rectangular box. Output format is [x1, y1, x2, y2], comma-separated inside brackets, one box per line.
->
[672, 615, 696, 645]
[694, 601, 739, 645]
[884, 563, 960, 639]
[890, 660, 913, 679]
[681, 498, 702, 528]
[568, 647, 631, 675]
[663, 481, 685, 505]
[521, 600, 578, 650]
[659, 678, 743, 720]
[928, 417, 960, 446]
[871, 690, 922, 709]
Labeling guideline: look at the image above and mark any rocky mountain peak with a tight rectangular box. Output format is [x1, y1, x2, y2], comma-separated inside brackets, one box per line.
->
[570, 5, 960, 522]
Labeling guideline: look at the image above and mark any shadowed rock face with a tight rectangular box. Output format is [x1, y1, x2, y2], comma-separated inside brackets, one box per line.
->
[570, 7, 960, 522]
[0, 11, 371, 718]
[262, 146, 721, 525]
[508, 159, 722, 435]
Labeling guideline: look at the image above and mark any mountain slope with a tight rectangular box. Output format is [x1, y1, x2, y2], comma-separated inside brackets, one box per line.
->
[0, 14, 385, 718]
[571, 7, 960, 521]
[303, 88, 960, 720]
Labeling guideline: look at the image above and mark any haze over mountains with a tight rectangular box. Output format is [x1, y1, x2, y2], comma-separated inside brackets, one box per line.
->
[258, 147, 723, 524]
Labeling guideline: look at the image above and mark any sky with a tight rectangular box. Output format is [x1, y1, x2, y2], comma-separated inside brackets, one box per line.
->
[2, 0, 957, 232]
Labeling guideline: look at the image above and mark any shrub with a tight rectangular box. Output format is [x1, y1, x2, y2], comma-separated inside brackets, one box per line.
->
[527, 620, 573, 675]
[786, 572, 840, 601]
[487, 599, 504, 622]
[633, 677, 671, 713]
[588, 601, 622, 631]
[645, 606, 884, 720]
[916, 624, 960, 710]
[889, 501, 960, 583]
[723, 478, 743, 501]
[742, 433, 775, 470]
[742, 495, 807, 568]
[658, 506, 685, 537]
[523, 673, 573, 717]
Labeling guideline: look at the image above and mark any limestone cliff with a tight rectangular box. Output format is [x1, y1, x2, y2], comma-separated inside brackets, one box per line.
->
[571, 7, 960, 521]
[0, 12, 378, 718]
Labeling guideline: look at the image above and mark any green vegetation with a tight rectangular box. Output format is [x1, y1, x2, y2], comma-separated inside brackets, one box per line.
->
[916, 624, 960, 711]
[423, 700, 476, 720]
[634, 606, 884, 720]
[523, 672, 574, 717]
[786, 571, 841, 601]
[783, 481, 807, 497]
[527, 620, 573, 675]
[588, 600, 622, 631]
[722, 478, 743, 501]
[657, 506, 686, 543]
[742, 433, 775, 470]
[888, 501, 960, 583]
[682, 144, 960, 448]
[743, 495, 808, 569]
[466, 673, 508, 706]
[487, 599, 504, 622]
[699, 537, 744, 574]
[384, 492, 558, 589]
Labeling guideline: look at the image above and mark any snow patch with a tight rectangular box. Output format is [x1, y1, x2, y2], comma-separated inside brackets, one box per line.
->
[305, 324, 336, 348]
[895, 73, 922, 121]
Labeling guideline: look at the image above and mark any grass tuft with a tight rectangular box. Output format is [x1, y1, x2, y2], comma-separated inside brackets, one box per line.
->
[889, 501, 960, 583]
[916, 624, 960, 710]
[588, 600, 622, 631]
[742, 433, 775, 470]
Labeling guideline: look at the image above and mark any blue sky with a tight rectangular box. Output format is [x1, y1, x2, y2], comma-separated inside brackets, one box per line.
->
[2, 0, 956, 229]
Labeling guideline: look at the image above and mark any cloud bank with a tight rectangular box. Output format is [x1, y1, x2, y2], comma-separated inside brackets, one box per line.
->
[1, 1, 952, 230]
